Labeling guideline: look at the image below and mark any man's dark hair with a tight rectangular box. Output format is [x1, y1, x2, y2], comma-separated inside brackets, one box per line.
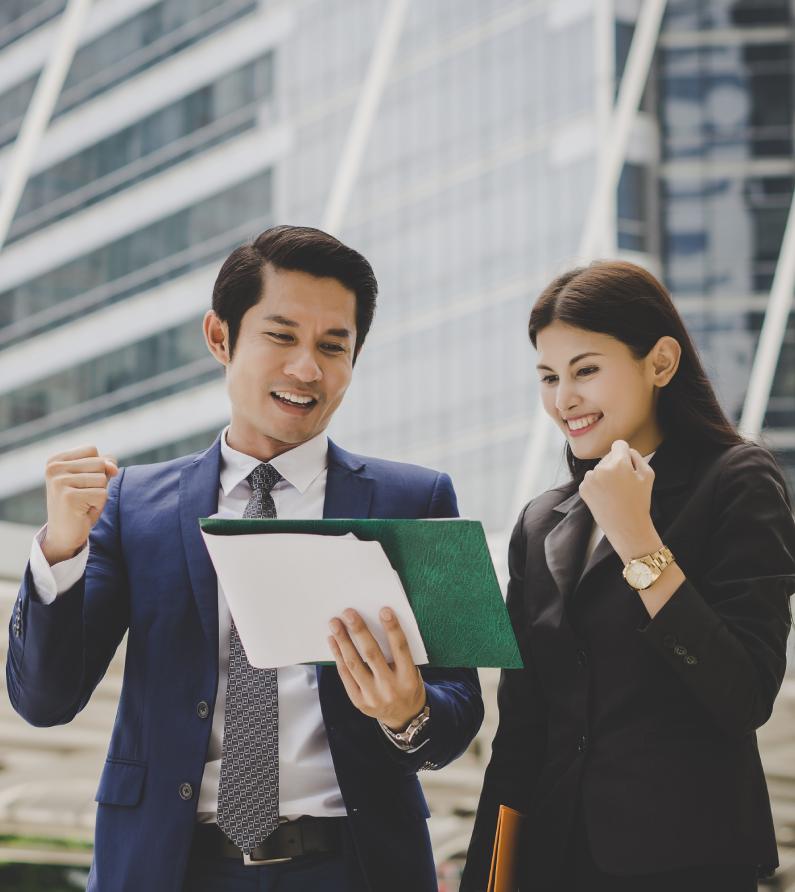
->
[211, 225, 377, 362]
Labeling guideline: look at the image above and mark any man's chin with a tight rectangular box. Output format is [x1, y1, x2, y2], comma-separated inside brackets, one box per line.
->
[259, 417, 320, 448]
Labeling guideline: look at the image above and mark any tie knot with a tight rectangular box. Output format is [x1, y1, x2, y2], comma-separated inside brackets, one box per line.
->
[247, 463, 282, 496]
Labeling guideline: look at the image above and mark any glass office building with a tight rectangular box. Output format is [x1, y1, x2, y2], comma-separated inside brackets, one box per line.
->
[1, 2, 794, 882]
[0, 0, 792, 536]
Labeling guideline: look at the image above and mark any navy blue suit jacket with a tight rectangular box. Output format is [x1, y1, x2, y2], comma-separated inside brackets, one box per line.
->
[6, 437, 483, 892]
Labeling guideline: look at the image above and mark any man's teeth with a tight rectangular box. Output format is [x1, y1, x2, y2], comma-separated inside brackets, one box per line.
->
[567, 414, 601, 431]
[274, 391, 315, 406]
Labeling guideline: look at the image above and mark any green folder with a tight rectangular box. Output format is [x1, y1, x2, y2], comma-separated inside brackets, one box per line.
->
[199, 517, 522, 669]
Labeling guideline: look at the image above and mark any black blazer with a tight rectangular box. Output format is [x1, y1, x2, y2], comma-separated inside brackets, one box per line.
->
[462, 439, 795, 890]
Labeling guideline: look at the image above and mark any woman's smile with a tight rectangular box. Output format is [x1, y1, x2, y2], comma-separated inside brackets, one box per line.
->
[563, 412, 604, 437]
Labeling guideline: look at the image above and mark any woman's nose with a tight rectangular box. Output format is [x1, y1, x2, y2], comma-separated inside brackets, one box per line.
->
[555, 382, 579, 413]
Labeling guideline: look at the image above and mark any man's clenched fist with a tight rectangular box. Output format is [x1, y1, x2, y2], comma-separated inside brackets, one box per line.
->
[42, 446, 118, 566]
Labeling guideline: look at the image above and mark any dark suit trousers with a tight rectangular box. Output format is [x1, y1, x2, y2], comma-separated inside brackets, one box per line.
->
[561, 809, 758, 892]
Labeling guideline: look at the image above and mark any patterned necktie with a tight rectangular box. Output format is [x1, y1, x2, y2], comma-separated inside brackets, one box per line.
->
[217, 462, 282, 852]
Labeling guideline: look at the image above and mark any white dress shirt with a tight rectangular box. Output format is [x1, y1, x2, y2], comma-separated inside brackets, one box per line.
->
[30, 429, 346, 821]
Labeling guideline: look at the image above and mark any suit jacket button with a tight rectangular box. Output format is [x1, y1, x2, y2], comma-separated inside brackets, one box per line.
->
[576, 650, 588, 668]
[662, 635, 676, 649]
[179, 782, 193, 801]
[578, 735, 588, 752]
[673, 645, 688, 657]
[684, 655, 698, 666]
[197, 701, 210, 719]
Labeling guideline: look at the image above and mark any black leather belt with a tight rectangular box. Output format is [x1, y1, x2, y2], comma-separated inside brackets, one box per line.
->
[193, 817, 345, 866]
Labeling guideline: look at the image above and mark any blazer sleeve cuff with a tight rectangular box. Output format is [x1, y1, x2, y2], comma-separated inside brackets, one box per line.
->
[639, 577, 721, 665]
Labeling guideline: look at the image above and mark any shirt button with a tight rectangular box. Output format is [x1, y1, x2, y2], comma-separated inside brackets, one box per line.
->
[179, 782, 193, 801]
[674, 645, 688, 657]
[684, 655, 698, 666]
[197, 701, 210, 719]
[576, 650, 588, 668]
[578, 735, 588, 752]
[662, 634, 676, 649]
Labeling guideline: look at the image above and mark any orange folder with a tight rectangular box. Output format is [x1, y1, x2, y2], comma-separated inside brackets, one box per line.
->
[487, 804, 526, 892]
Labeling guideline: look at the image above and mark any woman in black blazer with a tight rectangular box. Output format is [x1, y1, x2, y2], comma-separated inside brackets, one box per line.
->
[462, 261, 795, 892]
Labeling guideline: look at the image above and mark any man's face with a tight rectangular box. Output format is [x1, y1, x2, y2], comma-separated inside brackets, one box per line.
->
[208, 264, 357, 459]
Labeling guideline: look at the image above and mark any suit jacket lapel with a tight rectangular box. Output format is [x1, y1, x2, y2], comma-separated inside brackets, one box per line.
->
[179, 435, 222, 650]
[544, 488, 594, 603]
[318, 440, 374, 694]
[323, 440, 374, 519]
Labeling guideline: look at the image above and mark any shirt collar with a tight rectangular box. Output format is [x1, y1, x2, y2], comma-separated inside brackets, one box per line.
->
[219, 427, 328, 496]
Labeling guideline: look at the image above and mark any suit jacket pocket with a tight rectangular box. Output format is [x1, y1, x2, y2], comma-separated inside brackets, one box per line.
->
[95, 758, 147, 807]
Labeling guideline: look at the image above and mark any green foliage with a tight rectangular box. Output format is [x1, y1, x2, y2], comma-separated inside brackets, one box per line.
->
[0, 864, 89, 891]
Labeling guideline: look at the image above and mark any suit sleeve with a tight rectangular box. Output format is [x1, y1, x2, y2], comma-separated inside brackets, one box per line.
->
[377, 471, 484, 772]
[641, 444, 795, 737]
[460, 503, 548, 892]
[6, 469, 130, 727]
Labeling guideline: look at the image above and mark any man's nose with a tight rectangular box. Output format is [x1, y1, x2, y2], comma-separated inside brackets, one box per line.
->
[284, 348, 322, 383]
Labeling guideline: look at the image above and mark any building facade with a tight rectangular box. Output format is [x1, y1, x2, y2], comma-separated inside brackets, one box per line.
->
[0, 1, 794, 882]
[0, 0, 792, 536]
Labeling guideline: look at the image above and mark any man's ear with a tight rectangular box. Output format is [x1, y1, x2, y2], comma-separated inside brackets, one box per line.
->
[650, 336, 681, 388]
[203, 310, 230, 366]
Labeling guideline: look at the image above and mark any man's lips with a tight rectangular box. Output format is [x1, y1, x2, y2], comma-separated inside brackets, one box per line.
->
[270, 390, 319, 415]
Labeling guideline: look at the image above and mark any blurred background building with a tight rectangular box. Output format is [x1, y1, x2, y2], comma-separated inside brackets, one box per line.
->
[0, 0, 793, 889]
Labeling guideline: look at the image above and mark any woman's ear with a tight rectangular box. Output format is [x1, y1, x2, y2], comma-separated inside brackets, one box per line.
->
[650, 336, 681, 388]
[203, 310, 230, 366]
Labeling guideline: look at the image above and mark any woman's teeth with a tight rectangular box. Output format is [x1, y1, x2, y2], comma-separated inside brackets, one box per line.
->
[567, 413, 601, 431]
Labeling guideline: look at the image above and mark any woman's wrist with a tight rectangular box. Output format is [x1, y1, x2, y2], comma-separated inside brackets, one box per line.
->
[611, 523, 664, 566]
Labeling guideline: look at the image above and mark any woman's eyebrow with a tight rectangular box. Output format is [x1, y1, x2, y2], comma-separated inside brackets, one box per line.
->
[536, 352, 604, 371]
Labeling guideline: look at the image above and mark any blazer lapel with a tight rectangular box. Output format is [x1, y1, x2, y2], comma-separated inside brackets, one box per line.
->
[323, 440, 374, 519]
[318, 440, 374, 695]
[179, 435, 222, 650]
[544, 488, 594, 603]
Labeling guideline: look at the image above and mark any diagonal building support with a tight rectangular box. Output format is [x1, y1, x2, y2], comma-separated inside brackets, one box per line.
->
[322, 0, 410, 234]
[506, 0, 668, 526]
[739, 187, 795, 440]
[0, 0, 93, 252]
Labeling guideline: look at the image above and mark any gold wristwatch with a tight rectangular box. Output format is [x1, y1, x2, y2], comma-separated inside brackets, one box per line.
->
[622, 546, 676, 591]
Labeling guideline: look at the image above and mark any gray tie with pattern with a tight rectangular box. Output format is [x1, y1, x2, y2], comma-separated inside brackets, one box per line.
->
[217, 462, 282, 852]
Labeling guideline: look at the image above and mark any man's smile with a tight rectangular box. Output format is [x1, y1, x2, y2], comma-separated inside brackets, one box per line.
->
[271, 389, 319, 414]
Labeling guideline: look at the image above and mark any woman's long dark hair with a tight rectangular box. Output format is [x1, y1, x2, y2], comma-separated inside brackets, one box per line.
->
[528, 260, 744, 482]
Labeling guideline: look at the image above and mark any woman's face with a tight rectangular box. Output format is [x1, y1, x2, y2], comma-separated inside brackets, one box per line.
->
[535, 321, 664, 460]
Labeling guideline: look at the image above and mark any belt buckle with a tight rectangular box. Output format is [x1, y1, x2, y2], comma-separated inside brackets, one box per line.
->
[241, 818, 293, 867]
[242, 852, 293, 867]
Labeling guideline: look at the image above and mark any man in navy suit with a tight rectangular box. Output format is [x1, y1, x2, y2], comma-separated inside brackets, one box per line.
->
[6, 226, 483, 891]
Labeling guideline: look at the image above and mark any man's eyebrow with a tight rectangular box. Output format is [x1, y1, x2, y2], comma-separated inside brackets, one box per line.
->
[536, 352, 603, 371]
[263, 314, 298, 327]
[263, 315, 352, 339]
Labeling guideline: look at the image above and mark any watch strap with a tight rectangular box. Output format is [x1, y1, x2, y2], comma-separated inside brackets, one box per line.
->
[377, 705, 430, 752]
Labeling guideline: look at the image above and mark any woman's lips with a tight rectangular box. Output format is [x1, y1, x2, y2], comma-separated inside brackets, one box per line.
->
[564, 413, 603, 438]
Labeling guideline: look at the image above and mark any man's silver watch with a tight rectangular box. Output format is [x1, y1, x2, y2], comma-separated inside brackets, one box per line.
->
[378, 705, 431, 752]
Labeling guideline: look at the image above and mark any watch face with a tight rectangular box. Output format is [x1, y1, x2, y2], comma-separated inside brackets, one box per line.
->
[626, 561, 656, 590]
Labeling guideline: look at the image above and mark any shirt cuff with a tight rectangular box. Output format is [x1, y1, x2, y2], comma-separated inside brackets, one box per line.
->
[29, 525, 89, 604]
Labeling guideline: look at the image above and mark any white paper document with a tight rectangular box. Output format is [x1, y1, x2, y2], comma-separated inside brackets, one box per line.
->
[200, 531, 428, 668]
